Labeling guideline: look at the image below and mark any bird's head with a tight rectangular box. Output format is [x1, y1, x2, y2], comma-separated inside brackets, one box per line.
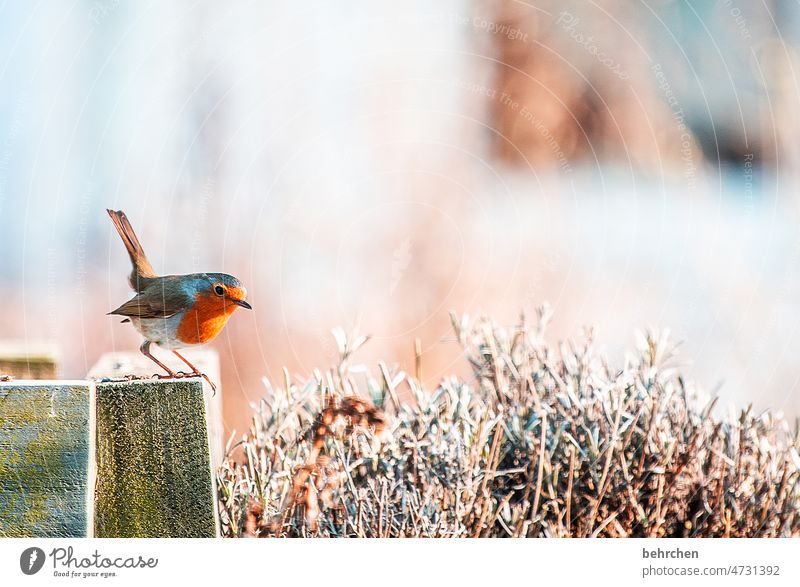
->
[198, 273, 252, 311]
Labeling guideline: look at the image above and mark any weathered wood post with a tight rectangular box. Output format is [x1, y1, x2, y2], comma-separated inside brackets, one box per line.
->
[89, 350, 221, 537]
[0, 341, 60, 379]
[88, 349, 223, 470]
[0, 381, 92, 537]
[93, 378, 218, 537]
[1, 350, 222, 537]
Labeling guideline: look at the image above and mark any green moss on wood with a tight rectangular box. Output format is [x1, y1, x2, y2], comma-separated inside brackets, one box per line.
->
[0, 383, 90, 537]
[94, 379, 216, 537]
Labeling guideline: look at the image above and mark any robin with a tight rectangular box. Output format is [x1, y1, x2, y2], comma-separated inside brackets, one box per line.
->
[107, 209, 252, 392]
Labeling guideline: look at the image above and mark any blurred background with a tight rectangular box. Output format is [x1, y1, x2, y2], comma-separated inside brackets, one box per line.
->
[1, 0, 799, 436]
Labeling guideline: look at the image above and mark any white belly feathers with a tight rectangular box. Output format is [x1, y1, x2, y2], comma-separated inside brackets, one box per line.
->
[130, 312, 193, 350]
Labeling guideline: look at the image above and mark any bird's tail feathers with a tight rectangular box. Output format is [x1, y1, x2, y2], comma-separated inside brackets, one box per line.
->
[106, 209, 157, 287]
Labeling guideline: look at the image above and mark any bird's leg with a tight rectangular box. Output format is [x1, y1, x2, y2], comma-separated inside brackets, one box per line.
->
[171, 349, 201, 375]
[139, 340, 177, 377]
[172, 350, 217, 395]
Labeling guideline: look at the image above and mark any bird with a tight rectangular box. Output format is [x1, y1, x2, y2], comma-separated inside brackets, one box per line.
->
[106, 209, 252, 392]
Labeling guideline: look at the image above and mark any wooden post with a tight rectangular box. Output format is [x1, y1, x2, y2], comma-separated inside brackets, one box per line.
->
[93, 378, 218, 537]
[0, 381, 92, 537]
[1, 351, 221, 538]
[88, 349, 224, 470]
[0, 342, 60, 379]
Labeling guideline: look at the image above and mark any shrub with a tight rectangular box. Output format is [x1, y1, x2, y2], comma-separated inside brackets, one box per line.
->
[217, 308, 800, 537]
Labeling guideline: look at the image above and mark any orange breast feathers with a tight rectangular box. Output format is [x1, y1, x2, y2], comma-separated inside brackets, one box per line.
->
[175, 289, 242, 345]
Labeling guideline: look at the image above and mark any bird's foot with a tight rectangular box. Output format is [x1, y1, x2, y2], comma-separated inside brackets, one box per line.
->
[198, 372, 218, 395]
[150, 372, 177, 380]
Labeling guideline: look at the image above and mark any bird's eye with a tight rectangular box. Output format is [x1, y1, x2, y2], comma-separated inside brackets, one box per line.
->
[214, 285, 225, 296]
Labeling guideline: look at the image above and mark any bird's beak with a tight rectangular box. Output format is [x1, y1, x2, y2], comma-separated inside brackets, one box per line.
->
[233, 299, 252, 310]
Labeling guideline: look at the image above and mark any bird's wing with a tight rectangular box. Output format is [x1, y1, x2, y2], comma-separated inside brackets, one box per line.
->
[108, 279, 192, 319]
